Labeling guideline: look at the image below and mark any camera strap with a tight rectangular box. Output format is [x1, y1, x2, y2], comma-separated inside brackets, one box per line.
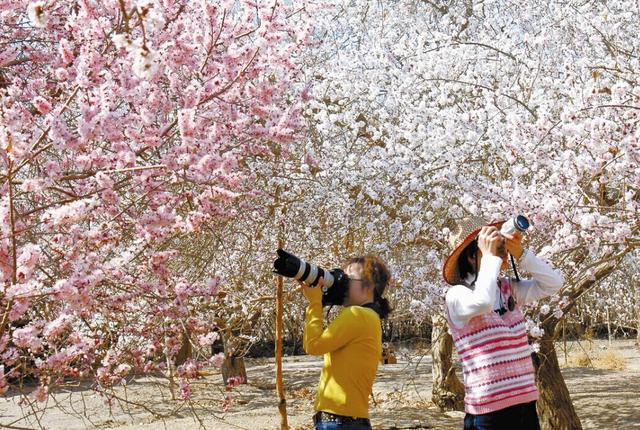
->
[325, 305, 334, 320]
[510, 254, 521, 282]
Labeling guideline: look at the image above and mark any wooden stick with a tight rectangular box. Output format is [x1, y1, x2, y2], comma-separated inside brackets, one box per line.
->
[275, 233, 289, 429]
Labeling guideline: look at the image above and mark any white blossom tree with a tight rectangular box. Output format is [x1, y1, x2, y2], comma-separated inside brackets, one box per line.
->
[294, 1, 640, 428]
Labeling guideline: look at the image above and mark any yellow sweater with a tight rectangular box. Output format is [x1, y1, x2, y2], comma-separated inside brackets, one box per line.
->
[303, 291, 382, 419]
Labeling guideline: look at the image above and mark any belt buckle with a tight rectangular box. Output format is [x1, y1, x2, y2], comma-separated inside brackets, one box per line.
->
[313, 411, 327, 424]
[314, 411, 340, 423]
[325, 411, 339, 422]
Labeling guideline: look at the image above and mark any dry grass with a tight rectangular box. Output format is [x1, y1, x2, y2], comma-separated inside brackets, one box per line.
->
[371, 389, 434, 409]
[286, 387, 315, 400]
[594, 351, 627, 370]
[563, 349, 627, 370]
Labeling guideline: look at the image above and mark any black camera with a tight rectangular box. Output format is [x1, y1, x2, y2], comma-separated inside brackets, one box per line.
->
[501, 214, 531, 285]
[273, 249, 349, 307]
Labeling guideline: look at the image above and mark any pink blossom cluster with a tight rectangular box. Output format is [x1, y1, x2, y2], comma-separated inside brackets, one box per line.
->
[0, 0, 311, 401]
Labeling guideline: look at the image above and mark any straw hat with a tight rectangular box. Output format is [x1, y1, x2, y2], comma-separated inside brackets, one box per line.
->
[442, 215, 505, 285]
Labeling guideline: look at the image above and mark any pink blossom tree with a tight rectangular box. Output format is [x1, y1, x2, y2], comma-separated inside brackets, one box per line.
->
[0, 0, 311, 410]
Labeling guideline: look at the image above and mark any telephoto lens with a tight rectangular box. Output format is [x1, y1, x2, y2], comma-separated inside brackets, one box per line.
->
[272, 249, 349, 307]
[500, 215, 530, 236]
[273, 249, 335, 288]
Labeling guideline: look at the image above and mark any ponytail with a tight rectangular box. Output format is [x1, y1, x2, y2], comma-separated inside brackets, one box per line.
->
[375, 295, 391, 319]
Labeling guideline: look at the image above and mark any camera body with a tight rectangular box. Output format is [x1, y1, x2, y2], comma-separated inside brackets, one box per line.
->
[493, 215, 530, 259]
[499, 214, 530, 285]
[273, 249, 349, 307]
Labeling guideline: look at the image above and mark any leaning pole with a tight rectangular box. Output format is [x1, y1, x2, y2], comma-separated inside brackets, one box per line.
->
[275, 230, 289, 429]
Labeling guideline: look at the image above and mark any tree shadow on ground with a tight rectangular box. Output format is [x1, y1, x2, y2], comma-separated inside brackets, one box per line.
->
[560, 366, 640, 429]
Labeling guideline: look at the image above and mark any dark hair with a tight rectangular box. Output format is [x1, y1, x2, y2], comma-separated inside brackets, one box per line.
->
[457, 239, 478, 282]
[345, 256, 392, 319]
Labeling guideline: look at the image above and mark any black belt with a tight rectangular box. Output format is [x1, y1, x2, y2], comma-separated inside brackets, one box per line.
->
[313, 410, 370, 425]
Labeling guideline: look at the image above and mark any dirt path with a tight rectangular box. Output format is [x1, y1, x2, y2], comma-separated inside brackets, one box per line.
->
[1, 340, 638, 429]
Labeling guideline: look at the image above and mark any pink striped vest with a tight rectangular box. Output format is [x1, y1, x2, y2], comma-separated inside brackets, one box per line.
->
[446, 277, 538, 415]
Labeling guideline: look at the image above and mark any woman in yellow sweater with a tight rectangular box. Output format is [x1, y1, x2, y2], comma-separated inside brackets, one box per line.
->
[301, 256, 391, 430]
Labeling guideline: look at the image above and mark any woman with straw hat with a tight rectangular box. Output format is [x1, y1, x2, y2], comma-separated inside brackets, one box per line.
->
[442, 216, 564, 430]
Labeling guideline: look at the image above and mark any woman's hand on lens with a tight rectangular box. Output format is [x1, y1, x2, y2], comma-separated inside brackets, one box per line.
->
[477, 226, 505, 257]
[503, 231, 524, 259]
[299, 277, 324, 302]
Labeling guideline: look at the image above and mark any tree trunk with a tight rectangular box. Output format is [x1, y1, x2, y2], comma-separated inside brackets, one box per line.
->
[534, 256, 622, 429]
[0, 160, 18, 342]
[221, 356, 247, 385]
[636, 284, 640, 348]
[606, 306, 612, 347]
[174, 330, 193, 366]
[431, 314, 464, 411]
[533, 330, 582, 430]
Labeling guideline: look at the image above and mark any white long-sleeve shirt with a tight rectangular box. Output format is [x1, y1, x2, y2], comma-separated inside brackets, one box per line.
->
[445, 249, 564, 328]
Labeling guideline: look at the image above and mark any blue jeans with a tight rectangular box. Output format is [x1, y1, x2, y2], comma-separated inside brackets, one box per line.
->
[315, 421, 372, 430]
[314, 414, 372, 430]
[463, 401, 540, 430]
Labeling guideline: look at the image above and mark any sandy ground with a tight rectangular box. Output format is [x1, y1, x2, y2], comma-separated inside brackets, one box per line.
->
[1, 339, 639, 430]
